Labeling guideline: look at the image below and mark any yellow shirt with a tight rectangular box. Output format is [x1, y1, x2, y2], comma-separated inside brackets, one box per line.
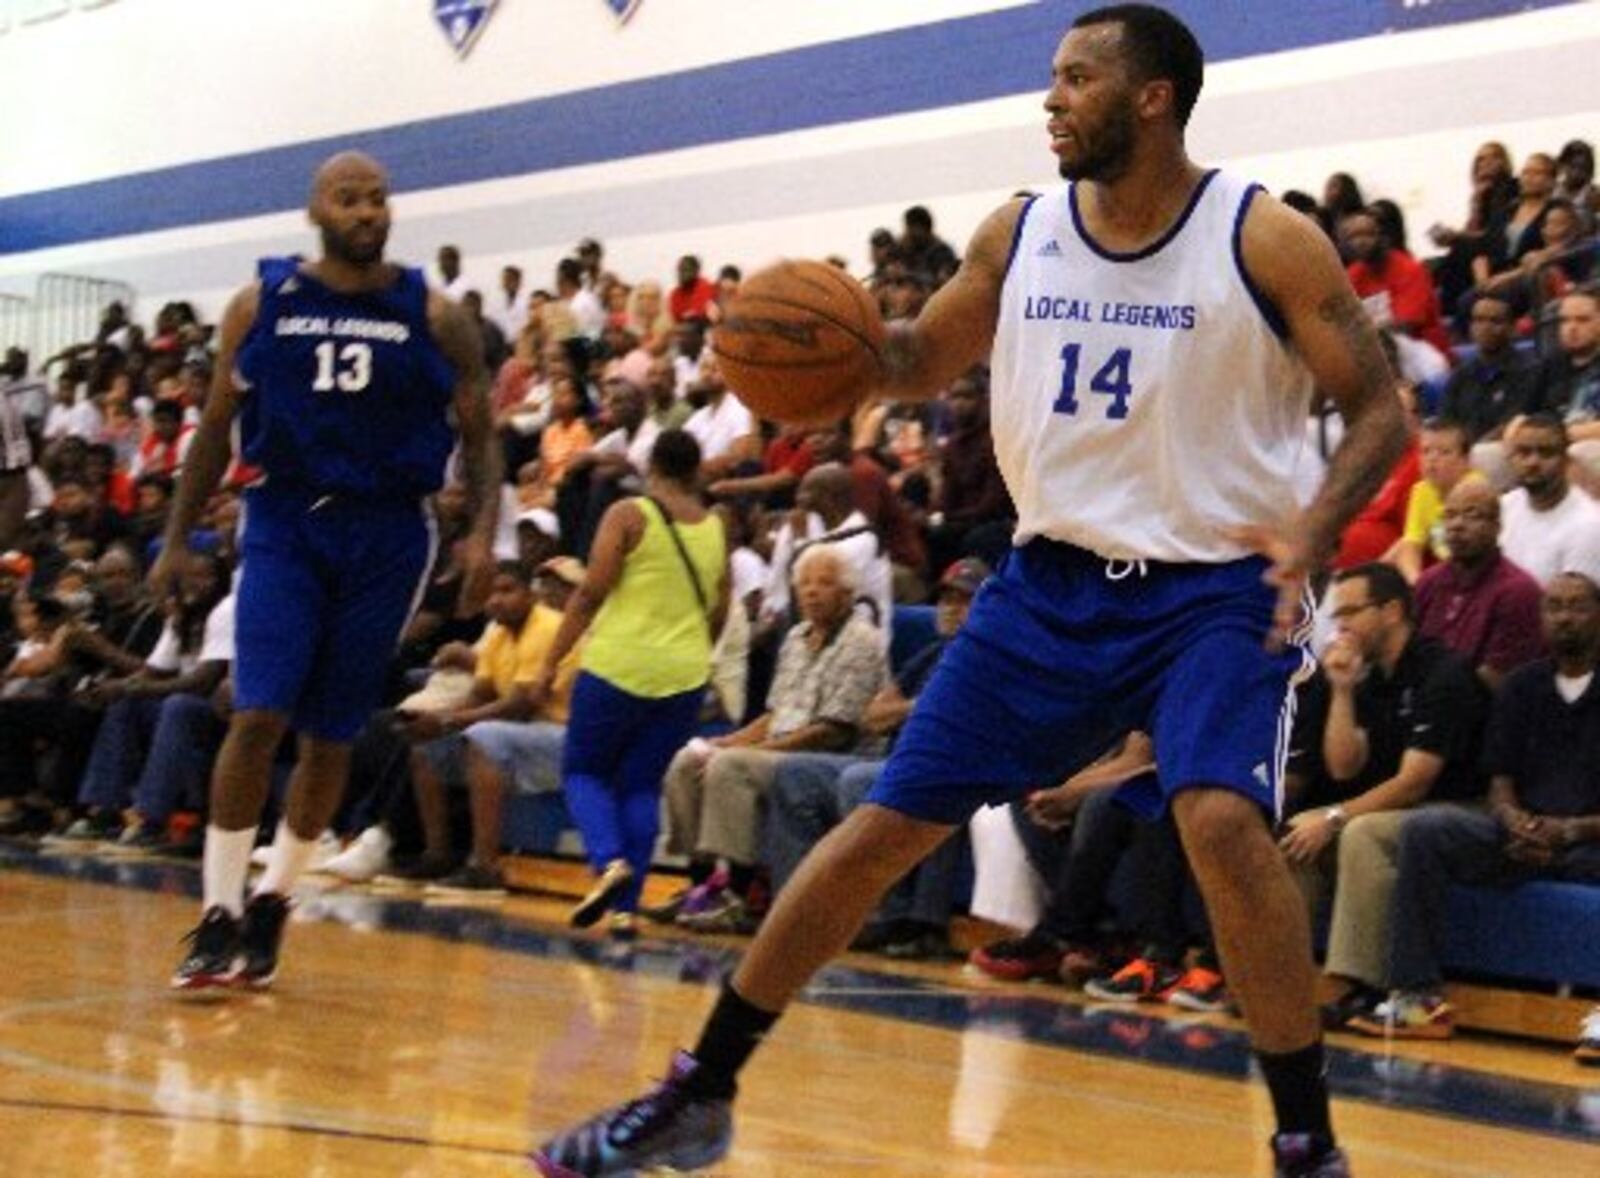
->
[581, 499, 726, 699]
[1402, 469, 1487, 561]
[474, 603, 581, 723]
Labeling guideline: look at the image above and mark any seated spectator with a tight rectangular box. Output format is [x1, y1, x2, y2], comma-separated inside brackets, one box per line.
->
[897, 205, 960, 288]
[664, 545, 885, 932]
[646, 352, 692, 431]
[683, 351, 757, 481]
[1532, 289, 1600, 484]
[556, 377, 659, 559]
[706, 426, 814, 510]
[1391, 418, 1482, 583]
[130, 399, 194, 480]
[1441, 294, 1537, 487]
[1480, 200, 1597, 320]
[1471, 153, 1558, 294]
[386, 560, 580, 895]
[51, 552, 233, 845]
[627, 281, 675, 355]
[669, 256, 717, 324]
[1341, 207, 1450, 362]
[761, 558, 989, 958]
[1499, 414, 1600, 586]
[1358, 573, 1600, 1042]
[47, 475, 127, 563]
[1284, 563, 1488, 1032]
[1556, 140, 1598, 232]
[0, 546, 164, 835]
[808, 422, 927, 596]
[527, 379, 595, 509]
[1415, 481, 1545, 690]
[1429, 141, 1520, 315]
[759, 463, 893, 636]
[925, 367, 1014, 573]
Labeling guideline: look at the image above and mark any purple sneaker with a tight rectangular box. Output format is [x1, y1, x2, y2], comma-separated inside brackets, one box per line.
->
[1272, 1133, 1351, 1177]
[675, 872, 730, 920]
[531, 1050, 733, 1177]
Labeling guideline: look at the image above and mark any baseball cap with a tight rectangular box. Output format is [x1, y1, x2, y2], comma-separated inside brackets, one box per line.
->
[515, 508, 561, 540]
[537, 556, 586, 587]
[938, 557, 991, 597]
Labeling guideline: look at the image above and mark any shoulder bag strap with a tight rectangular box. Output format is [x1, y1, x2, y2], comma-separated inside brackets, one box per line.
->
[644, 496, 711, 624]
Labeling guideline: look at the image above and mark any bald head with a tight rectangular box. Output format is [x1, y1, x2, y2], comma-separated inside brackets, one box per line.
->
[797, 463, 854, 525]
[1441, 477, 1500, 567]
[309, 151, 391, 266]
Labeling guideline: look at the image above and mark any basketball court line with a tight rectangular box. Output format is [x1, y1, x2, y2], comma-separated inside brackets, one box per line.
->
[4, 841, 1597, 1155]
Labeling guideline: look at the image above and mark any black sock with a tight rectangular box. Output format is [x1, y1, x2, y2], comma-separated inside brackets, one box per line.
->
[686, 982, 780, 1100]
[688, 859, 715, 887]
[1256, 1041, 1334, 1142]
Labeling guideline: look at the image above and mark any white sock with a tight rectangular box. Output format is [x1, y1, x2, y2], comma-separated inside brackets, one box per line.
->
[358, 825, 393, 854]
[255, 820, 319, 898]
[202, 826, 257, 917]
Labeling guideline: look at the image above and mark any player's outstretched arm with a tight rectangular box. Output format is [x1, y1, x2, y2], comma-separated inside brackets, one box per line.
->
[876, 198, 1027, 403]
[149, 283, 258, 595]
[429, 292, 502, 614]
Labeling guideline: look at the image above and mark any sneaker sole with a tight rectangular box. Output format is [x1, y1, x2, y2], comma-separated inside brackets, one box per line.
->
[1166, 991, 1228, 1013]
[170, 971, 242, 999]
[968, 959, 1063, 983]
[1347, 1017, 1454, 1040]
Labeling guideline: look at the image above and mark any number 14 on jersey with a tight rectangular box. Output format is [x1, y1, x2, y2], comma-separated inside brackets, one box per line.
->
[1053, 344, 1133, 420]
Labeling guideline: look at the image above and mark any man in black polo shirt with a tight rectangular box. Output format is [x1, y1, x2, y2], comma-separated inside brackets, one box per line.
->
[1442, 294, 1537, 466]
[1281, 562, 1488, 1030]
[1359, 572, 1600, 1045]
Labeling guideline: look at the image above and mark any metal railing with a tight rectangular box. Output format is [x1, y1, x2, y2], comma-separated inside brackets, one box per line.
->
[0, 294, 29, 354]
[32, 273, 136, 364]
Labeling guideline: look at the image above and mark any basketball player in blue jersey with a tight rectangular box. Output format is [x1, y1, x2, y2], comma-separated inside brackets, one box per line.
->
[155, 151, 500, 995]
[536, 8, 1402, 1176]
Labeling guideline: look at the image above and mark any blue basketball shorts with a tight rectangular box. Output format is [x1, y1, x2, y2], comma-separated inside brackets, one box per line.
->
[867, 540, 1313, 826]
[233, 489, 435, 741]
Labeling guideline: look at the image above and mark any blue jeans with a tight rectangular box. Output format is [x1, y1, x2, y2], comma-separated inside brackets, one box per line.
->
[77, 696, 165, 812]
[131, 694, 226, 824]
[764, 754, 962, 929]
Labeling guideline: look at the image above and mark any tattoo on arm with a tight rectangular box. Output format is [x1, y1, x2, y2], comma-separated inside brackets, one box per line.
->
[1300, 289, 1407, 563]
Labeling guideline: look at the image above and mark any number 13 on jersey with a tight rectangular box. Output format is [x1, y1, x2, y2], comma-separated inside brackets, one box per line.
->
[1053, 344, 1133, 420]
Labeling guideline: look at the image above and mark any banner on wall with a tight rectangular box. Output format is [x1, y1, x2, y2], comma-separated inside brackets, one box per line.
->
[433, 0, 498, 58]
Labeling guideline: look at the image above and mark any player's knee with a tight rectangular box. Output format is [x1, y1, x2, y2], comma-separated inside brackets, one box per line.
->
[227, 709, 290, 756]
[1172, 787, 1267, 862]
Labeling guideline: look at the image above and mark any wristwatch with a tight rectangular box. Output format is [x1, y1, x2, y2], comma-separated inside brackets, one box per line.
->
[1324, 805, 1349, 832]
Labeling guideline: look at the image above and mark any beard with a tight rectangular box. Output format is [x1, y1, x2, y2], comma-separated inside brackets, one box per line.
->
[1057, 98, 1138, 183]
[323, 223, 388, 266]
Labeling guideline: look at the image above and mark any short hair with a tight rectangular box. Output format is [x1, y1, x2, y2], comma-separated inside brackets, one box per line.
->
[1334, 561, 1414, 623]
[1551, 570, 1600, 603]
[494, 557, 533, 583]
[556, 258, 584, 287]
[648, 428, 702, 484]
[151, 399, 183, 421]
[1073, 4, 1205, 128]
[1517, 411, 1569, 445]
[793, 543, 859, 595]
[1421, 417, 1471, 454]
[903, 205, 934, 232]
[717, 264, 742, 282]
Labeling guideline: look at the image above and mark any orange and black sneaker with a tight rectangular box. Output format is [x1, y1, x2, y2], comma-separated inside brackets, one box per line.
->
[1084, 956, 1183, 1003]
[1163, 966, 1230, 1013]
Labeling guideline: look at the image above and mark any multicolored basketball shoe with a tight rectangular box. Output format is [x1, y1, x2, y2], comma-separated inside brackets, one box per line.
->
[170, 906, 242, 995]
[1271, 1132, 1351, 1177]
[531, 1050, 733, 1177]
[238, 892, 292, 990]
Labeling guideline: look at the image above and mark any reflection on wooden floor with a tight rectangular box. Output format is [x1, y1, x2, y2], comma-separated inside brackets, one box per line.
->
[1, 848, 1597, 1176]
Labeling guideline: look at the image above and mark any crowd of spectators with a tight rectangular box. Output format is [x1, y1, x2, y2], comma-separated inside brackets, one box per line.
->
[2, 138, 1598, 1060]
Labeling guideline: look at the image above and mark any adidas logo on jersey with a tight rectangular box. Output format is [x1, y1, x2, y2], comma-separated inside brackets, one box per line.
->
[280, 277, 301, 294]
[1036, 239, 1064, 258]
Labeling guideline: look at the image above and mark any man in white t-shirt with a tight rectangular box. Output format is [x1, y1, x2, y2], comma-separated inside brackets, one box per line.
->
[488, 265, 528, 342]
[683, 352, 755, 480]
[557, 258, 605, 341]
[1500, 414, 1600, 586]
[760, 464, 893, 635]
[432, 245, 471, 302]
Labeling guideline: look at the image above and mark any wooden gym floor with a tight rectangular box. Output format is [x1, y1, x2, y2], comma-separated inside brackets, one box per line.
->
[1, 844, 1597, 1176]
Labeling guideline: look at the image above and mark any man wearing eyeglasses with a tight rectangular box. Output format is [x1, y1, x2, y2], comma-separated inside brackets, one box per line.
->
[1414, 480, 1546, 692]
[1281, 562, 1488, 1031]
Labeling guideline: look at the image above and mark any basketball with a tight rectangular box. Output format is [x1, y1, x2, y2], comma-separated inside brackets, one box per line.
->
[712, 259, 885, 427]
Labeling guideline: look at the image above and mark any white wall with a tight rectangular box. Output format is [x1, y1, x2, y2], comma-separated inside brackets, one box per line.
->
[0, 1, 1596, 328]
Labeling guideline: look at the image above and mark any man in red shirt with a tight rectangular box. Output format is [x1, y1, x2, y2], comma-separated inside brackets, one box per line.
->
[1341, 207, 1452, 360]
[668, 255, 717, 323]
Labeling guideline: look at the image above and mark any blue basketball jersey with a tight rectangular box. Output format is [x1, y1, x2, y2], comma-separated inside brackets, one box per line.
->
[235, 257, 457, 502]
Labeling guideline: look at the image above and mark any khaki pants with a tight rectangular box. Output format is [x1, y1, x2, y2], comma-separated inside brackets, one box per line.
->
[1290, 810, 1409, 990]
[663, 746, 782, 866]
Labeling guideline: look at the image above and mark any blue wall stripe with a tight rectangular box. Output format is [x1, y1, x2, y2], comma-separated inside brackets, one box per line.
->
[0, 0, 1580, 256]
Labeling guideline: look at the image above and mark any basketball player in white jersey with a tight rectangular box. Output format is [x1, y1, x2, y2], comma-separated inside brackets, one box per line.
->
[535, 8, 1403, 1176]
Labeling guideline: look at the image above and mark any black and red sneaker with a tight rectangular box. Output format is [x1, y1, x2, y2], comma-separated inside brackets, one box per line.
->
[239, 892, 291, 990]
[170, 907, 241, 995]
[969, 931, 1064, 982]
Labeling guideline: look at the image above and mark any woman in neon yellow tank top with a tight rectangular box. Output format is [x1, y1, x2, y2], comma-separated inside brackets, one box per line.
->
[532, 429, 729, 936]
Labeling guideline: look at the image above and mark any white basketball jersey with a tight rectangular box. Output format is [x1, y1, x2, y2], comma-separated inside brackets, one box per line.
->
[991, 170, 1314, 562]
